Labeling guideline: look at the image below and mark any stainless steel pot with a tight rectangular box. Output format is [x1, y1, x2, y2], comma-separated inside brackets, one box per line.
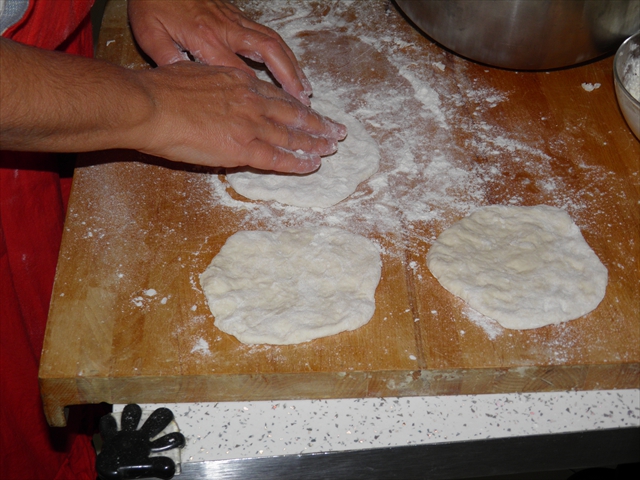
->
[395, 0, 640, 70]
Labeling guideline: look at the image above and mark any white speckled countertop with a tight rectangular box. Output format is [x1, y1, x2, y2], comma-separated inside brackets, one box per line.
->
[114, 389, 639, 464]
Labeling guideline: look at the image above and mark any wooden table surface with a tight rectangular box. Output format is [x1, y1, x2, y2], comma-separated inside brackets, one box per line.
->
[40, 0, 639, 426]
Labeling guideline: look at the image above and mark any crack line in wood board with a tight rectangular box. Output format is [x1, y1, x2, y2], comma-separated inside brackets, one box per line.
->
[403, 248, 426, 370]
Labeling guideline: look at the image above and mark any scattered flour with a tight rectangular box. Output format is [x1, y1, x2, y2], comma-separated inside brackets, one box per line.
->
[432, 61, 446, 71]
[74, 1, 631, 353]
[464, 307, 504, 340]
[191, 338, 211, 355]
[581, 83, 601, 92]
[203, 0, 616, 263]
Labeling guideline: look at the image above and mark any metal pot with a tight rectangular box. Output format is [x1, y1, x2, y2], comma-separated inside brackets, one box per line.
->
[395, 0, 640, 70]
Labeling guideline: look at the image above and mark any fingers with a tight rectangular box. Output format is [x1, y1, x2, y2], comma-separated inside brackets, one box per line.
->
[187, 28, 312, 106]
[209, 0, 313, 104]
[244, 141, 322, 174]
[135, 62, 347, 174]
[136, 27, 190, 65]
[243, 100, 347, 174]
[279, 107, 347, 146]
[293, 106, 348, 144]
[258, 118, 339, 157]
[235, 33, 312, 106]
[129, 13, 189, 66]
[225, 73, 346, 142]
[235, 79, 346, 173]
[129, 0, 313, 105]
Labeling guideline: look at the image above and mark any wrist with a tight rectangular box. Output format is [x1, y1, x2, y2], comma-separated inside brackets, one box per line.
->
[110, 67, 159, 153]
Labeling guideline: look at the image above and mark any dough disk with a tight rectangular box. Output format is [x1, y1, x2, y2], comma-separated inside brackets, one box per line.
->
[200, 227, 382, 344]
[226, 99, 380, 208]
[426, 205, 608, 329]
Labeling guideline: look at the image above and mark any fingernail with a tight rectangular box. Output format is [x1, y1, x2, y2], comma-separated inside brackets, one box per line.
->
[296, 155, 321, 174]
[307, 156, 322, 172]
[169, 51, 190, 64]
[333, 122, 347, 140]
[302, 76, 313, 96]
[299, 92, 312, 107]
[320, 117, 347, 140]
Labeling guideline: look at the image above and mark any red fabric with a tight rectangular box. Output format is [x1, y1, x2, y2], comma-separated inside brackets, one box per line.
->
[1, 1, 98, 479]
[3, 0, 94, 52]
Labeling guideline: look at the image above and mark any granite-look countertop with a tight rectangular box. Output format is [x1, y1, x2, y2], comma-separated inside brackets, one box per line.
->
[115, 389, 639, 465]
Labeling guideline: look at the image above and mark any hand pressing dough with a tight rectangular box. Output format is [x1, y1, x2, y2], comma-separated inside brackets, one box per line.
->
[226, 99, 380, 208]
[200, 227, 381, 345]
[426, 205, 608, 330]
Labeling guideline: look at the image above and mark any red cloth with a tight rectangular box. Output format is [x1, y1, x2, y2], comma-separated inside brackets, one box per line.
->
[1, 1, 99, 479]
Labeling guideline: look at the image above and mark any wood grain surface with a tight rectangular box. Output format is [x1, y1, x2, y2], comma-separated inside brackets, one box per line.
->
[40, 0, 639, 426]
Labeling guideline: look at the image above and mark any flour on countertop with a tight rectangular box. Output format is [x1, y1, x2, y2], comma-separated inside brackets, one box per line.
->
[73, 1, 633, 350]
[191, 338, 211, 355]
[196, 0, 628, 341]
[204, 1, 619, 253]
[464, 307, 504, 340]
[581, 83, 601, 92]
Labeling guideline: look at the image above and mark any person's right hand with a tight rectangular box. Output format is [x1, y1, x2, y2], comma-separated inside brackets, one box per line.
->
[133, 61, 347, 174]
[128, 0, 314, 107]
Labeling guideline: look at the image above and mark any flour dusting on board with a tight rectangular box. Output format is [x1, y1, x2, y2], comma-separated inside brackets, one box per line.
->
[464, 308, 504, 340]
[208, 1, 616, 230]
[191, 338, 211, 356]
[189, 1, 626, 339]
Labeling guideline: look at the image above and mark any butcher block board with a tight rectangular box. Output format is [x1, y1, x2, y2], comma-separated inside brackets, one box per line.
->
[40, 0, 639, 426]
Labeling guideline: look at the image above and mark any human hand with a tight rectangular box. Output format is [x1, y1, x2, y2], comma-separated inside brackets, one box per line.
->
[128, 0, 313, 106]
[132, 61, 346, 174]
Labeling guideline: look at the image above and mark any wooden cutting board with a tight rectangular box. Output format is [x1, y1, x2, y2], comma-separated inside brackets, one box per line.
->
[40, 0, 639, 426]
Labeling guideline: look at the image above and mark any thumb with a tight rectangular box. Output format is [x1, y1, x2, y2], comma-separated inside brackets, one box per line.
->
[134, 27, 190, 66]
[193, 42, 259, 79]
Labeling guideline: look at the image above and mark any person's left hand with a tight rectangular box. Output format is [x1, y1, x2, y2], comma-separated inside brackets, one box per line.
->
[127, 0, 313, 106]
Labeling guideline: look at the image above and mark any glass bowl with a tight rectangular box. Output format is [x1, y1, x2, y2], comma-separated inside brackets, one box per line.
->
[614, 31, 640, 140]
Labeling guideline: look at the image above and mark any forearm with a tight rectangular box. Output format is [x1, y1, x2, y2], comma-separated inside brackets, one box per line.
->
[0, 36, 345, 173]
[0, 37, 154, 152]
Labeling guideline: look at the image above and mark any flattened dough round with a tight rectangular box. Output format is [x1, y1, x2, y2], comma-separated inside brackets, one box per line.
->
[226, 99, 380, 208]
[200, 227, 381, 345]
[426, 205, 608, 329]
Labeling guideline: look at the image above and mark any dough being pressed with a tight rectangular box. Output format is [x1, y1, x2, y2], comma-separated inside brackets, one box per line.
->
[226, 99, 380, 208]
[426, 205, 608, 330]
[199, 227, 382, 345]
